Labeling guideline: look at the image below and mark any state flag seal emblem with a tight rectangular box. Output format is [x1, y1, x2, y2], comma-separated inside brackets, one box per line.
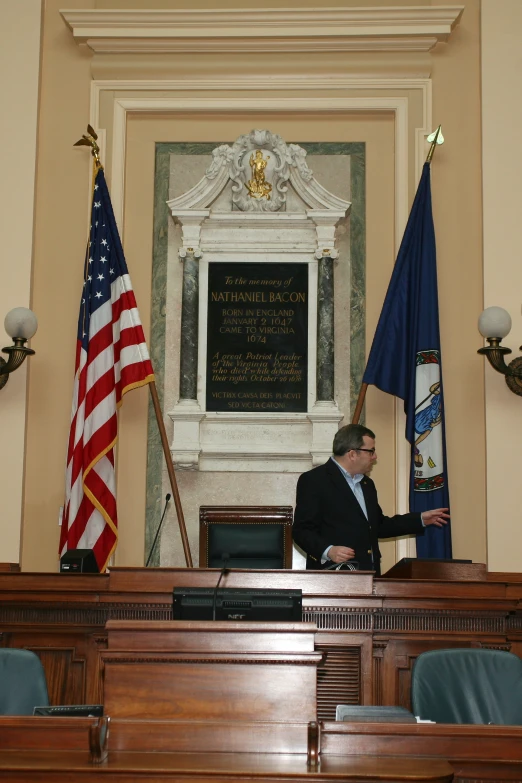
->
[413, 350, 445, 492]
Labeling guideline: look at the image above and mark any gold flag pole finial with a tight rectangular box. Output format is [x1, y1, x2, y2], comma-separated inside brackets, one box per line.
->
[426, 125, 444, 164]
[73, 124, 102, 169]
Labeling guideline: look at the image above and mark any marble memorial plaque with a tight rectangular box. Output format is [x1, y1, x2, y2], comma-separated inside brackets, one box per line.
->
[206, 262, 308, 412]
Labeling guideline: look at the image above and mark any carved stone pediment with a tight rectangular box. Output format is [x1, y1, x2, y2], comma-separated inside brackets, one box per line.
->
[168, 129, 350, 215]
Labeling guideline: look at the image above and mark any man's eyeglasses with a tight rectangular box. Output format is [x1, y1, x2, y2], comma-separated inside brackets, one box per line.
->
[354, 447, 376, 455]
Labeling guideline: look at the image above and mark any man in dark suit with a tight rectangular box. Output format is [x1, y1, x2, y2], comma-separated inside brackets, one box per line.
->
[293, 423, 449, 575]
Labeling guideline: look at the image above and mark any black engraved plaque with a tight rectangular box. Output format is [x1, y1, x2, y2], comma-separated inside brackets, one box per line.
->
[206, 262, 308, 413]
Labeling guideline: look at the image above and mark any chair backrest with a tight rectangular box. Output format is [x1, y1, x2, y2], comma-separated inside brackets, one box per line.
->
[411, 647, 522, 725]
[0, 648, 49, 715]
[199, 505, 293, 569]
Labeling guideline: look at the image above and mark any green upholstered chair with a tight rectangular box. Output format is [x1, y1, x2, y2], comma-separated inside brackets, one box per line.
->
[0, 648, 49, 715]
[411, 648, 522, 725]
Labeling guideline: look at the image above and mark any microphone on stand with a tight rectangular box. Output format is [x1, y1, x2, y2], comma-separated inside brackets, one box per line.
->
[212, 552, 230, 621]
[145, 493, 171, 567]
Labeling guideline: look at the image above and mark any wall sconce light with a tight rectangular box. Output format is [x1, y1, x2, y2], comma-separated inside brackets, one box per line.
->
[478, 306, 522, 396]
[0, 307, 38, 391]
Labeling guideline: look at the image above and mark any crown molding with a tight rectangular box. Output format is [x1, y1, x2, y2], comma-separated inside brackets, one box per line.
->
[60, 6, 464, 54]
[90, 76, 432, 92]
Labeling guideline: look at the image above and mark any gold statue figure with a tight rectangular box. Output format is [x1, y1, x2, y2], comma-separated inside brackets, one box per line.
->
[246, 149, 271, 200]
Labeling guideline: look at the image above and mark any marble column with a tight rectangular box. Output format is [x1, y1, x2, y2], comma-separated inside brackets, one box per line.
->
[315, 248, 339, 402]
[178, 247, 201, 401]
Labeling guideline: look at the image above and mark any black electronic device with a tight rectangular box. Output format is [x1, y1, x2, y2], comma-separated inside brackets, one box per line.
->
[173, 587, 302, 621]
[335, 705, 417, 723]
[34, 704, 103, 717]
[59, 549, 99, 573]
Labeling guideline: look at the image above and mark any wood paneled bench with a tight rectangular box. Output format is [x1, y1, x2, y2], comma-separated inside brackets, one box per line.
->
[0, 716, 453, 782]
[319, 721, 522, 783]
[0, 715, 109, 762]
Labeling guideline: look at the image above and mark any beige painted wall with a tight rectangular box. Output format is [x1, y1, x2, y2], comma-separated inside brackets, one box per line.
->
[0, 0, 42, 564]
[16, 0, 489, 572]
[22, 0, 95, 571]
[429, 0, 486, 563]
[481, 0, 522, 572]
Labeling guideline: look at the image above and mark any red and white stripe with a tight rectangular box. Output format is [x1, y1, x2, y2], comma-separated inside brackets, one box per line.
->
[60, 274, 153, 572]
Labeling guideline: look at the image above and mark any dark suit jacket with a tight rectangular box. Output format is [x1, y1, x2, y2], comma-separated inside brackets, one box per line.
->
[292, 458, 424, 575]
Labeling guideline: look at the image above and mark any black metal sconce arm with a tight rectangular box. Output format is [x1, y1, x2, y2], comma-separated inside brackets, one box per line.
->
[0, 338, 35, 390]
[478, 338, 522, 396]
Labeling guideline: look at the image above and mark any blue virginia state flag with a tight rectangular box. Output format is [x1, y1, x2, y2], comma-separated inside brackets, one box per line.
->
[362, 162, 451, 558]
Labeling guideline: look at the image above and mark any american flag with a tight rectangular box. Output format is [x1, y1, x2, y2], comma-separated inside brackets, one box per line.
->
[60, 167, 154, 572]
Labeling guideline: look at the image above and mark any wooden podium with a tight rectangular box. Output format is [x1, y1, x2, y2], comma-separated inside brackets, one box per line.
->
[101, 620, 323, 722]
[382, 558, 487, 581]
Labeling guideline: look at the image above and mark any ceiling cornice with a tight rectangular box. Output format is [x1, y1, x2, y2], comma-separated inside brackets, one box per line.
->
[60, 6, 464, 54]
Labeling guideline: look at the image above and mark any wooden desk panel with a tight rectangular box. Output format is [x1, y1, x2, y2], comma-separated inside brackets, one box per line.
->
[104, 660, 320, 721]
[320, 722, 522, 782]
[109, 719, 312, 754]
[0, 716, 453, 783]
[383, 561, 487, 581]
[102, 621, 322, 722]
[6, 715, 522, 783]
[0, 750, 453, 783]
[0, 567, 521, 719]
[105, 620, 317, 653]
[0, 716, 104, 752]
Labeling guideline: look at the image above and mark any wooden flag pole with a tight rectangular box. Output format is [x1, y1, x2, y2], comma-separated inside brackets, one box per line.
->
[149, 382, 194, 568]
[351, 382, 368, 425]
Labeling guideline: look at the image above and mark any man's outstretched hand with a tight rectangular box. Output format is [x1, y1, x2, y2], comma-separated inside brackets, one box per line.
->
[421, 508, 450, 528]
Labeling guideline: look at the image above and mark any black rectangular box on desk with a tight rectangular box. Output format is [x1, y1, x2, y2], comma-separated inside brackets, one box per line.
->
[335, 705, 417, 723]
[34, 705, 103, 717]
[60, 549, 99, 573]
[173, 587, 302, 621]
